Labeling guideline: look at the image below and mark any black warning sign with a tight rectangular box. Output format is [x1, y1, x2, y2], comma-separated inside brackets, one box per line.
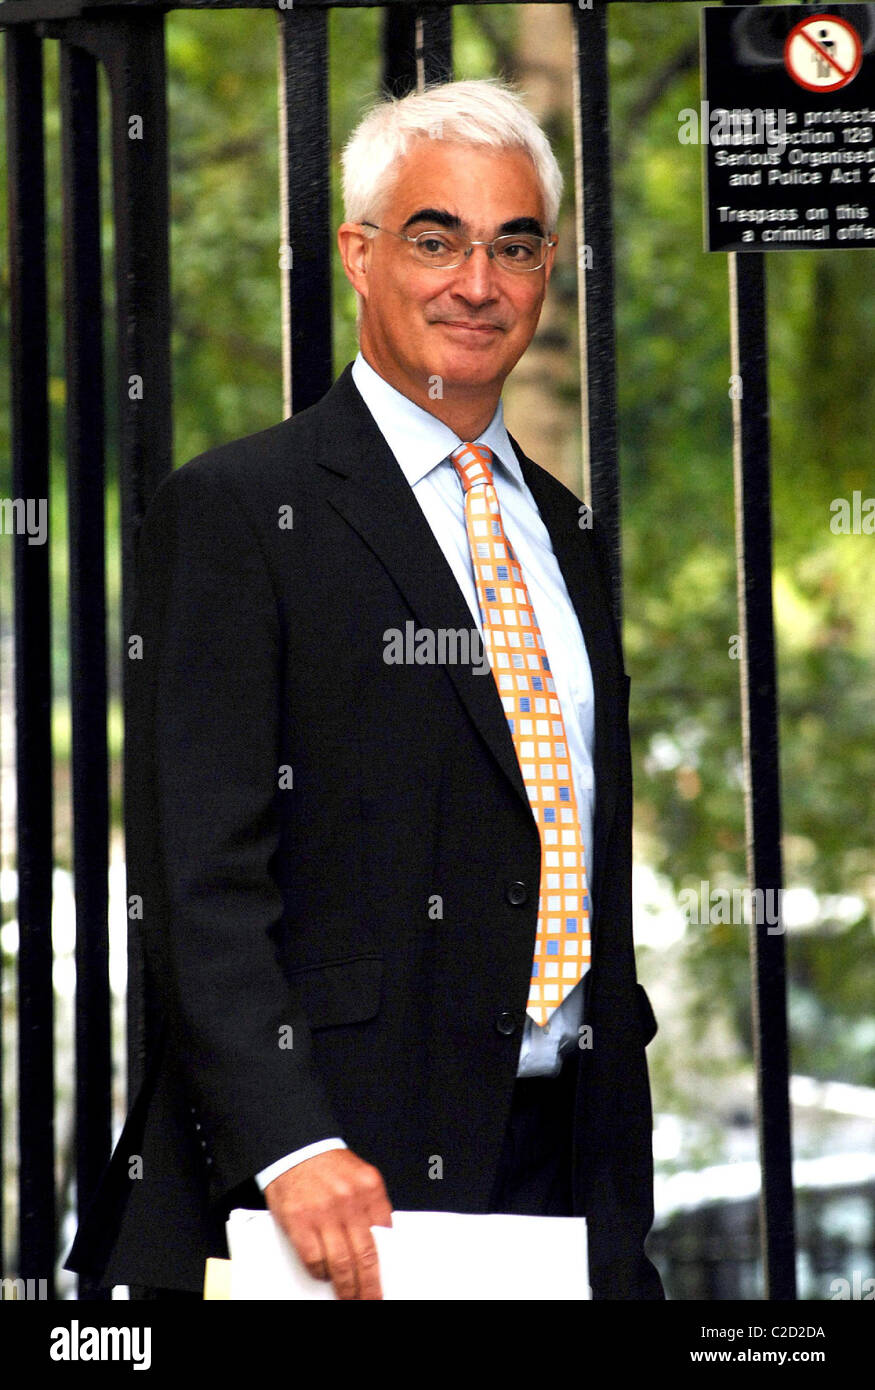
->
[701, 5, 875, 251]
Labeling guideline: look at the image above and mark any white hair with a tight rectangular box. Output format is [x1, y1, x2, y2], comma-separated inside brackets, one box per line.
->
[341, 78, 563, 235]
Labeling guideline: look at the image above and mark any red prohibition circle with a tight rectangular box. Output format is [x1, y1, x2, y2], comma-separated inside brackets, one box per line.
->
[784, 13, 863, 92]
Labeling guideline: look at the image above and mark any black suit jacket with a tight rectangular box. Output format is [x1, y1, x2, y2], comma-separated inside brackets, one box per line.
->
[66, 362, 663, 1299]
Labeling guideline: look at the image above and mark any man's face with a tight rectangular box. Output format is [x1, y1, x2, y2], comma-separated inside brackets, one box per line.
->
[341, 140, 556, 407]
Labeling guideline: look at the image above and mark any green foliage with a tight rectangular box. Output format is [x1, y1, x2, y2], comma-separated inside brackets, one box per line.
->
[167, 10, 285, 461]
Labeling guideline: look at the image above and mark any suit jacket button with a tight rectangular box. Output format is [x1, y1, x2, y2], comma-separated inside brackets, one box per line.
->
[506, 881, 528, 906]
[496, 1010, 517, 1035]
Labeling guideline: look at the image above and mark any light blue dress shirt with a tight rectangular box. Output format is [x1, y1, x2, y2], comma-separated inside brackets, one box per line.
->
[256, 353, 597, 1191]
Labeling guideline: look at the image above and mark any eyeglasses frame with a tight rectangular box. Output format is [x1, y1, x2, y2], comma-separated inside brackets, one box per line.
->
[358, 221, 558, 273]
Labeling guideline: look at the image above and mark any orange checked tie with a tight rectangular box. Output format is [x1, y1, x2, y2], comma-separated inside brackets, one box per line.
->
[450, 442, 591, 1027]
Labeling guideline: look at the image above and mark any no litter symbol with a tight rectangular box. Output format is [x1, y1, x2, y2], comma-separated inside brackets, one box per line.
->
[784, 13, 863, 92]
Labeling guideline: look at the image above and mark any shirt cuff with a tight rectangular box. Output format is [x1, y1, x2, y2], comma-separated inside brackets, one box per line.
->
[255, 1138, 347, 1192]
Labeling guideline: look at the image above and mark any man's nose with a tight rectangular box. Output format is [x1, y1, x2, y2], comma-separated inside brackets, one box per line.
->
[450, 244, 500, 301]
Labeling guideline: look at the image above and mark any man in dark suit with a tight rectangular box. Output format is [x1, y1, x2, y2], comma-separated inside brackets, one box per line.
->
[66, 78, 663, 1301]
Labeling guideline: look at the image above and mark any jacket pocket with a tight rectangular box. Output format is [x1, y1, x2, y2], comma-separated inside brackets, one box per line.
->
[287, 954, 383, 1029]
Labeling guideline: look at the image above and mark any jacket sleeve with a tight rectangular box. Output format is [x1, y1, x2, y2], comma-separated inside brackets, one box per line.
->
[129, 456, 342, 1200]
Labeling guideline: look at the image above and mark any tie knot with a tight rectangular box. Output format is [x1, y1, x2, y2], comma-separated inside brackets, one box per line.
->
[450, 442, 495, 493]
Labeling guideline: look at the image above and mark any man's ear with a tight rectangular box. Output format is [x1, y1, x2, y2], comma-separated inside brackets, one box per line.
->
[337, 223, 371, 303]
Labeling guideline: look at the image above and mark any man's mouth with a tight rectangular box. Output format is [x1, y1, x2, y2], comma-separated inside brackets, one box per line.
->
[435, 320, 504, 333]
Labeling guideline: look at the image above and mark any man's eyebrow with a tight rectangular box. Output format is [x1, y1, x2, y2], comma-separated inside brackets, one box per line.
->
[400, 210, 546, 238]
[498, 216, 545, 238]
[401, 208, 463, 233]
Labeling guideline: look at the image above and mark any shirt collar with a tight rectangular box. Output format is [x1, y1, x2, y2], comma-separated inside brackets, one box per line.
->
[351, 350, 524, 490]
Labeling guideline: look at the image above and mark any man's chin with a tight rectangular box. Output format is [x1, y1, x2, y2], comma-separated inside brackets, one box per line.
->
[431, 350, 509, 390]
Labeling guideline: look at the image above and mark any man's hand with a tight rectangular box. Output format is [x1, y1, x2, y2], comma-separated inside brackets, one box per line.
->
[264, 1149, 393, 1300]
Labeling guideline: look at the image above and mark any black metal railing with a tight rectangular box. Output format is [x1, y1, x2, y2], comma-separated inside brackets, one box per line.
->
[1, 0, 796, 1301]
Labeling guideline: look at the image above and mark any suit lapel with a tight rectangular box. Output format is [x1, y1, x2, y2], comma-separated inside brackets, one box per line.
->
[313, 366, 530, 814]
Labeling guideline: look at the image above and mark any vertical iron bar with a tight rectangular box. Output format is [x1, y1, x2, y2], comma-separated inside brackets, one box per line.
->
[6, 25, 56, 1294]
[728, 250, 796, 1301]
[97, 15, 173, 1106]
[382, 3, 453, 98]
[572, 0, 621, 621]
[59, 37, 111, 1301]
[277, 7, 332, 416]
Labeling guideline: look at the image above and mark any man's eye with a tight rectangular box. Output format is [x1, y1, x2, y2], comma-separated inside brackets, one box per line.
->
[500, 240, 537, 261]
[419, 234, 453, 254]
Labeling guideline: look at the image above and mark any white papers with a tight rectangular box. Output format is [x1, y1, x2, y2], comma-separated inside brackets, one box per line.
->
[371, 1211, 589, 1300]
[226, 1207, 589, 1300]
[227, 1208, 334, 1301]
